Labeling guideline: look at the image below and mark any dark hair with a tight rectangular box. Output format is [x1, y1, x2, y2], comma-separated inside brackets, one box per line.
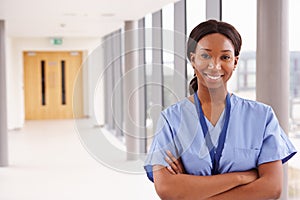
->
[187, 20, 242, 94]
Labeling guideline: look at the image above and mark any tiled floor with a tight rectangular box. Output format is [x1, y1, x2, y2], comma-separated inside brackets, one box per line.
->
[0, 120, 159, 200]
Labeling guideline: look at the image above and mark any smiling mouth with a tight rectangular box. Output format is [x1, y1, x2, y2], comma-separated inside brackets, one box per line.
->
[204, 73, 223, 80]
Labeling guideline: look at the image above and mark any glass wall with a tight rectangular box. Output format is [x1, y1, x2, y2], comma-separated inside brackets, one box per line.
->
[144, 13, 154, 149]
[102, 0, 206, 151]
[289, 0, 300, 198]
[99, 0, 299, 197]
[186, 0, 206, 95]
[223, 0, 300, 198]
[162, 3, 176, 107]
[186, 0, 206, 39]
[222, 0, 257, 100]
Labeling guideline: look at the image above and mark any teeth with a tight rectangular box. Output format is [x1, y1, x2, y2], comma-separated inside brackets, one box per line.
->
[206, 74, 221, 80]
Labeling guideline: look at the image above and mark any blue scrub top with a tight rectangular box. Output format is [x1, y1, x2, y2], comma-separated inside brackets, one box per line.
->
[144, 94, 297, 182]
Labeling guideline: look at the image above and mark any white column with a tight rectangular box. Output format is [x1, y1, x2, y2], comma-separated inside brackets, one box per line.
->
[0, 20, 8, 166]
[138, 18, 147, 154]
[174, 0, 187, 99]
[124, 21, 139, 160]
[151, 10, 163, 131]
[112, 30, 123, 138]
[106, 34, 114, 130]
[256, 0, 289, 199]
[103, 35, 110, 126]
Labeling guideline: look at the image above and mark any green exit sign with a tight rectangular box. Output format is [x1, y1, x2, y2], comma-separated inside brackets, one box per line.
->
[51, 38, 63, 45]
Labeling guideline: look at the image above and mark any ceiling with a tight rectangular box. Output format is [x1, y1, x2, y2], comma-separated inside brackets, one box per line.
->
[0, 0, 178, 38]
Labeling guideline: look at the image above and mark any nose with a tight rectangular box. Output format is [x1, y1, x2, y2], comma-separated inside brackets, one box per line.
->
[207, 62, 221, 70]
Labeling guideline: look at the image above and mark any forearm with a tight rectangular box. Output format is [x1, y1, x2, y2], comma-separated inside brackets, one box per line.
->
[206, 161, 283, 200]
[206, 176, 281, 200]
[154, 167, 255, 200]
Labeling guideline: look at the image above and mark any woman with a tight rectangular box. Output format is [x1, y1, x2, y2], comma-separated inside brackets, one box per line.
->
[144, 20, 297, 200]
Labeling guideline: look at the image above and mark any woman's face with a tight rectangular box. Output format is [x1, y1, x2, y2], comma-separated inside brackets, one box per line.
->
[190, 33, 238, 90]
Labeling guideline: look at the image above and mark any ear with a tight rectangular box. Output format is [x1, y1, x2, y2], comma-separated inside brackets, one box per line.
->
[190, 52, 196, 68]
[234, 56, 239, 68]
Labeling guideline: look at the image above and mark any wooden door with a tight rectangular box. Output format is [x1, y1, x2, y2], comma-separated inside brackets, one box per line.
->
[24, 51, 83, 119]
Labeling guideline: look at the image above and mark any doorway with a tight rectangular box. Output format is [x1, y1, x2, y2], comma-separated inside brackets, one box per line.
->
[24, 51, 83, 119]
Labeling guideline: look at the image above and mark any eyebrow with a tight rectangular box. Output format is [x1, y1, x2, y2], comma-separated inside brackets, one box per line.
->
[199, 48, 233, 53]
[221, 50, 233, 53]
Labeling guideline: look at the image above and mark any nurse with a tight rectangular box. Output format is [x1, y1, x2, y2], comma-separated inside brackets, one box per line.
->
[144, 19, 297, 200]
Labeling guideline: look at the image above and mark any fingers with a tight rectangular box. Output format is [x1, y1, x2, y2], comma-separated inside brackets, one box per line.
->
[167, 166, 176, 175]
[166, 150, 185, 173]
[177, 158, 185, 174]
[165, 150, 185, 174]
[166, 150, 177, 163]
[165, 156, 180, 174]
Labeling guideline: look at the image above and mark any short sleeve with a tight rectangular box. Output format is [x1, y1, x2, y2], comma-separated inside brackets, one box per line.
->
[144, 113, 179, 182]
[258, 107, 297, 166]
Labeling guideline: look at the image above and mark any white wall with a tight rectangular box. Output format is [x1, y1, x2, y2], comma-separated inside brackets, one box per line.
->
[6, 37, 104, 130]
[86, 45, 105, 126]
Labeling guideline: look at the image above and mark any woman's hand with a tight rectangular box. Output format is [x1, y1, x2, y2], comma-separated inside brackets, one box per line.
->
[164, 150, 258, 184]
[165, 150, 186, 174]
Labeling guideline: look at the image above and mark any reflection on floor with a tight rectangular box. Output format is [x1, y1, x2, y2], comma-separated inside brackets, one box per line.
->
[0, 120, 159, 200]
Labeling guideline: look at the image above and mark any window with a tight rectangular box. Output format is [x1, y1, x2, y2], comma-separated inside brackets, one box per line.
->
[61, 60, 66, 105]
[41, 60, 46, 105]
[186, 0, 206, 95]
[162, 3, 176, 106]
[289, 0, 300, 198]
[222, 0, 257, 100]
[144, 13, 154, 150]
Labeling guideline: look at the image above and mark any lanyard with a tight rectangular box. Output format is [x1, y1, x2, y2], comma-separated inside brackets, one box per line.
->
[193, 92, 231, 175]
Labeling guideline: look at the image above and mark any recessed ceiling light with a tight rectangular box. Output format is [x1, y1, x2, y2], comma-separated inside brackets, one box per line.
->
[63, 13, 77, 17]
[63, 12, 90, 17]
[101, 13, 115, 17]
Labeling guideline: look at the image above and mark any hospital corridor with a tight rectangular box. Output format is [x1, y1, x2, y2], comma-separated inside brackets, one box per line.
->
[0, 0, 300, 199]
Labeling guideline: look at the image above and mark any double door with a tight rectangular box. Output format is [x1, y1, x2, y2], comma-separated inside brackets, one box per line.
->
[24, 51, 83, 119]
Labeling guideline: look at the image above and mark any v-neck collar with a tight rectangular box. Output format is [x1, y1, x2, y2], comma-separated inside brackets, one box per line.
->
[205, 108, 226, 129]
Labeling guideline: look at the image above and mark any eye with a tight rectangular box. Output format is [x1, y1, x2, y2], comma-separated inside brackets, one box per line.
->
[221, 55, 232, 61]
[200, 53, 211, 59]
